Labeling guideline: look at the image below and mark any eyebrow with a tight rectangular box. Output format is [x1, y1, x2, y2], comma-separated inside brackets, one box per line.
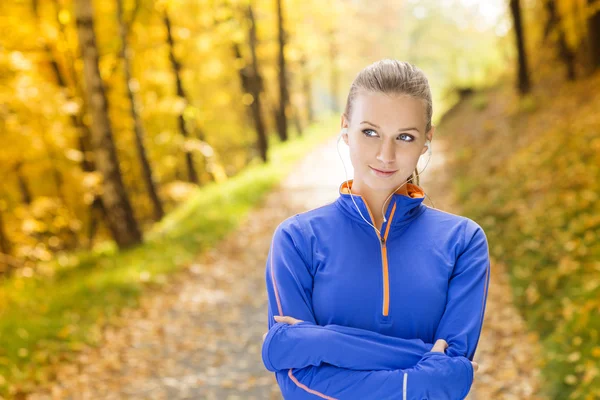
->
[360, 120, 420, 134]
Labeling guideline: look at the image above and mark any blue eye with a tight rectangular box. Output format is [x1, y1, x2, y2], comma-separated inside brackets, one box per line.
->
[362, 129, 377, 137]
[362, 129, 414, 142]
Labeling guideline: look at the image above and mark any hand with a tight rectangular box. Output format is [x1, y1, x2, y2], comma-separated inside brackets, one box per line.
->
[274, 315, 304, 325]
[262, 315, 305, 343]
[431, 339, 479, 372]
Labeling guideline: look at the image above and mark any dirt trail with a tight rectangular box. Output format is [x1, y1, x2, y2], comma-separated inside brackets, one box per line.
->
[421, 137, 545, 400]
[27, 132, 544, 399]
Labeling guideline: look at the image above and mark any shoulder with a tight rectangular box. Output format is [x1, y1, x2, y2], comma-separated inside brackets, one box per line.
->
[273, 201, 337, 260]
[296, 201, 339, 220]
[424, 206, 485, 232]
[422, 206, 488, 249]
[273, 201, 333, 239]
[278, 201, 338, 234]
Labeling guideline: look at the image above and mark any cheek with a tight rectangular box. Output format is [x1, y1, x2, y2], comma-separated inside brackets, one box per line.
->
[347, 149, 359, 168]
[398, 154, 420, 172]
[349, 137, 375, 157]
[348, 146, 369, 167]
[399, 149, 420, 162]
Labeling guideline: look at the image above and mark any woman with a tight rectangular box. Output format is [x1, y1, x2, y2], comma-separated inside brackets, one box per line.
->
[261, 59, 490, 400]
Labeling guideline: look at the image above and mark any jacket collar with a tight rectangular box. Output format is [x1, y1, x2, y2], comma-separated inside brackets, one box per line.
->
[335, 179, 426, 229]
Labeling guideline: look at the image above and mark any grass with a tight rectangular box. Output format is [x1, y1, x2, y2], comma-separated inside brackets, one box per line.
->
[0, 114, 337, 397]
[446, 72, 600, 399]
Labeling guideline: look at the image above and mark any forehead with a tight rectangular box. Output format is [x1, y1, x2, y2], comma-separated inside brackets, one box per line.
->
[351, 91, 425, 129]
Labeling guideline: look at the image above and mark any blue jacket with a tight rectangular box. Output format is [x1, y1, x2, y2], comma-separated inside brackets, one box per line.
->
[262, 179, 491, 399]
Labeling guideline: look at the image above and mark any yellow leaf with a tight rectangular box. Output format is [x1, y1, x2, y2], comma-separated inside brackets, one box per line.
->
[564, 374, 577, 385]
[567, 352, 581, 362]
[57, 325, 72, 339]
[58, 9, 71, 24]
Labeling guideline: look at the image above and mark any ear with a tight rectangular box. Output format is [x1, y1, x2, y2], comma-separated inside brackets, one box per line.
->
[340, 113, 350, 146]
[428, 125, 435, 141]
[342, 131, 349, 146]
[421, 125, 435, 155]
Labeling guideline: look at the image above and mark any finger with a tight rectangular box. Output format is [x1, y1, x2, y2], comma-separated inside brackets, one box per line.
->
[471, 361, 479, 372]
[430, 339, 448, 353]
[430, 345, 444, 353]
[276, 316, 300, 325]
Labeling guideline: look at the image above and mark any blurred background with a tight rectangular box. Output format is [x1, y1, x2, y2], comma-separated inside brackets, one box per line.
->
[0, 0, 599, 398]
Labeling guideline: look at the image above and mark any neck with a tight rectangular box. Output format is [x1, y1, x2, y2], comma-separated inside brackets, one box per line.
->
[351, 179, 410, 226]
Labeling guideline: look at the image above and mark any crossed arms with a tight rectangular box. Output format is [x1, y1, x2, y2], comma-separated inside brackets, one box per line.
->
[262, 216, 490, 400]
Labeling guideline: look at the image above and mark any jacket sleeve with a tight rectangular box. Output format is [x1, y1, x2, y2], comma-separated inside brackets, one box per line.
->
[263, 216, 473, 399]
[433, 220, 491, 361]
[273, 353, 473, 400]
[263, 216, 433, 372]
[263, 321, 434, 372]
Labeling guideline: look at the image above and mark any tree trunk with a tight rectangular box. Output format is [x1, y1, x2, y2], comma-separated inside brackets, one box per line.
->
[14, 161, 32, 205]
[292, 106, 303, 137]
[117, 0, 164, 222]
[234, 3, 268, 163]
[74, 0, 142, 248]
[275, 0, 289, 142]
[329, 28, 339, 112]
[38, 132, 67, 204]
[510, 0, 531, 94]
[0, 208, 13, 275]
[43, 0, 107, 248]
[0, 210, 10, 254]
[588, 0, 600, 69]
[248, 3, 268, 162]
[544, 0, 576, 80]
[300, 53, 313, 124]
[39, 133, 80, 248]
[163, 10, 199, 184]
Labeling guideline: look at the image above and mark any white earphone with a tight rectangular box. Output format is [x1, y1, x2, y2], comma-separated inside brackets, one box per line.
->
[336, 126, 433, 235]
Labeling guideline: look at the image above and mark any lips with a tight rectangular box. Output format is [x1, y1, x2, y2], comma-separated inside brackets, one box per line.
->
[370, 166, 398, 173]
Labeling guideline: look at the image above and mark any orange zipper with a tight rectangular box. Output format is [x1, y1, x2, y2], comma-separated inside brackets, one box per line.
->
[362, 201, 397, 317]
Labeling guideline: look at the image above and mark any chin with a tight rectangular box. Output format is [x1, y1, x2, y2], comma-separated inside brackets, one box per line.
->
[364, 174, 405, 191]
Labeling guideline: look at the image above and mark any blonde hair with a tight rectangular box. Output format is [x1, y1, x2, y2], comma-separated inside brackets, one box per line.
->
[343, 59, 433, 185]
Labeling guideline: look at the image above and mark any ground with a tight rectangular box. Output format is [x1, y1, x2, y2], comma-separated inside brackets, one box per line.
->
[27, 133, 546, 399]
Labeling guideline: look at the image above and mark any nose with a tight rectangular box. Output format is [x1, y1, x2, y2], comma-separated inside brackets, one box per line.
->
[376, 138, 396, 164]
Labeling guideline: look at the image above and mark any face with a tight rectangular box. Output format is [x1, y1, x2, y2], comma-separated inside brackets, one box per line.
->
[341, 91, 434, 193]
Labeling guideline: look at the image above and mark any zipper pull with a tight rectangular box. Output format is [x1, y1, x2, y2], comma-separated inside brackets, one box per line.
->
[380, 236, 386, 245]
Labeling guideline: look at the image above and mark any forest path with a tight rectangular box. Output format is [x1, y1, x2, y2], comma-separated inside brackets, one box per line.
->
[27, 131, 543, 399]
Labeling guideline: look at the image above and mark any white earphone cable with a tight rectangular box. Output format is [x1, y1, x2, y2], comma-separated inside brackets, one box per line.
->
[336, 130, 434, 236]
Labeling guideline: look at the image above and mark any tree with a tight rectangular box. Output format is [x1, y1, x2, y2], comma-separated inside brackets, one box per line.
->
[163, 9, 200, 184]
[233, 3, 269, 162]
[0, 206, 15, 275]
[117, 0, 164, 221]
[510, 0, 531, 94]
[275, 0, 290, 142]
[300, 53, 314, 125]
[588, 0, 600, 69]
[43, 0, 108, 248]
[14, 161, 32, 205]
[328, 28, 339, 112]
[74, 0, 142, 248]
[543, 0, 576, 80]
